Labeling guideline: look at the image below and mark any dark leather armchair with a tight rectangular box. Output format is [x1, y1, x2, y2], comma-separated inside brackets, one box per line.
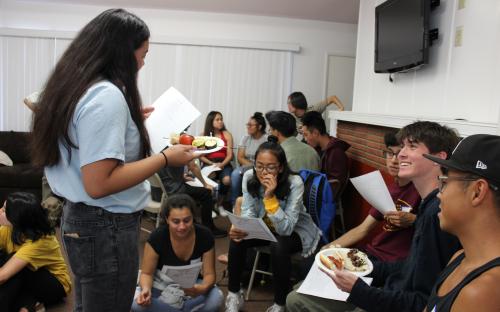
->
[0, 131, 43, 202]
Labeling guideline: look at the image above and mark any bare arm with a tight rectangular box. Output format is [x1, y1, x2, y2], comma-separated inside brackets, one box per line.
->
[219, 131, 234, 167]
[184, 248, 216, 297]
[81, 144, 195, 199]
[452, 268, 500, 312]
[188, 160, 213, 190]
[324, 215, 379, 249]
[237, 147, 252, 167]
[327, 95, 345, 111]
[136, 243, 159, 306]
[0, 256, 29, 285]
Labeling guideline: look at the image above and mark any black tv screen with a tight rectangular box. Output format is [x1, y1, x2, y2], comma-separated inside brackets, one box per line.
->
[375, 0, 430, 73]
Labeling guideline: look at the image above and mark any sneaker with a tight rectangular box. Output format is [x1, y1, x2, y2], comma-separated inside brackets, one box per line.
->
[211, 226, 228, 238]
[265, 303, 285, 312]
[225, 290, 244, 312]
[212, 210, 217, 219]
[218, 205, 228, 217]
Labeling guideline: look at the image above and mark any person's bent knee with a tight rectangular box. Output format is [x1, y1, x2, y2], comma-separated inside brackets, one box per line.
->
[286, 289, 301, 312]
[201, 287, 224, 312]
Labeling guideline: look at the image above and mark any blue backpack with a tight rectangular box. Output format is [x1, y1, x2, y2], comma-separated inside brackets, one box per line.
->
[299, 169, 336, 243]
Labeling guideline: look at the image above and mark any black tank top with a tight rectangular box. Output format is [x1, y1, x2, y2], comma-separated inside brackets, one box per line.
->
[426, 252, 500, 312]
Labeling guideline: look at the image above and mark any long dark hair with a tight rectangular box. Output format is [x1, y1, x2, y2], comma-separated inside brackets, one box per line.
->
[247, 138, 294, 200]
[203, 111, 226, 136]
[30, 8, 151, 167]
[5, 192, 54, 245]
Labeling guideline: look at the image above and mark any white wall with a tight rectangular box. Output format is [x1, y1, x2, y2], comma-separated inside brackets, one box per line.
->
[353, 0, 500, 125]
[0, 0, 357, 107]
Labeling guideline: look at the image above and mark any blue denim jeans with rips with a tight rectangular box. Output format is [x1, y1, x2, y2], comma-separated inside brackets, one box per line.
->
[61, 201, 141, 312]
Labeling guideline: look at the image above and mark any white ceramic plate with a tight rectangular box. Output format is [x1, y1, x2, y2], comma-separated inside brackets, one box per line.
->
[315, 248, 373, 277]
[192, 136, 225, 155]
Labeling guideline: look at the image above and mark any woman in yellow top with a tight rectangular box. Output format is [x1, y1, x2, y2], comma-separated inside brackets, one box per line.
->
[0, 192, 71, 312]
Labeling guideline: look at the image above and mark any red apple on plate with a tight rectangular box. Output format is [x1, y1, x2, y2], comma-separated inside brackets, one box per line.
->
[179, 133, 194, 145]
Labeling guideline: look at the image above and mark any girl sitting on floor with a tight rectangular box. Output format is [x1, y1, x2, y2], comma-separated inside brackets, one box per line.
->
[133, 194, 223, 312]
[0, 192, 71, 312]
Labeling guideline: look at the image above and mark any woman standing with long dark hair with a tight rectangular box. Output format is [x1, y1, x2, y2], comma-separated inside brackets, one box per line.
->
[30, 9, 195, 311]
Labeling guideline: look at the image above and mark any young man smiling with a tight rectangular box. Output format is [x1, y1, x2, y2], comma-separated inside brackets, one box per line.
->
[287, 121, 462, 312]
[423, 134, 500, 312]
[321, 131, 420, 263]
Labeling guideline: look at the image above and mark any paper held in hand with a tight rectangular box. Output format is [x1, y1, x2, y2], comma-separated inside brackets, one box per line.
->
[145, 87, 201, 154]
[161, 261, 203, 289]
[226, 211, 277, 242]
[297, 262, 372, 301]
[350, 170, 396, 215]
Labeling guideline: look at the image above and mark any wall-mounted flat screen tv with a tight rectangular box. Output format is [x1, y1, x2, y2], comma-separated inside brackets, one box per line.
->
[374, 0, 430, 73]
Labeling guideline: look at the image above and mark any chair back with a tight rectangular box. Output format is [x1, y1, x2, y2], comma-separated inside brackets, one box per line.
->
[144, 173, 168, 228]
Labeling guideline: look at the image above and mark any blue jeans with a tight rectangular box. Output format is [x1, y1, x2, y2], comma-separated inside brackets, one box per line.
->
[131, 283, 223, 312]
[61, 202, 141, 312]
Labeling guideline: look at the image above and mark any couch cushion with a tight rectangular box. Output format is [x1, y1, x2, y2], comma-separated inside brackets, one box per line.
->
[0, 131, 31, 163]
[0, 164, 42, 188]
[0, 150, 13, 166]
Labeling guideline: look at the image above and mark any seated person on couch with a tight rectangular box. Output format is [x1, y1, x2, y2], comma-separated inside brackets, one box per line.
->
[322, 131, 420, 262]
[0, 192, 71, 311]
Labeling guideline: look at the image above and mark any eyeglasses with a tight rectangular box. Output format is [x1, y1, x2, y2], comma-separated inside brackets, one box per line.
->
[254, 164, 280, 174]
[437, 175, 479, 193]
[383, 150, 400, 159]
[246, 123, 257, 127]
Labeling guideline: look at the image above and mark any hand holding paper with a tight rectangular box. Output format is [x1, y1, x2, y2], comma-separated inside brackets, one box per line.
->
[350, 171, 395, 215]
[145, 87, 201, 153]
[226, 211, 277, 242]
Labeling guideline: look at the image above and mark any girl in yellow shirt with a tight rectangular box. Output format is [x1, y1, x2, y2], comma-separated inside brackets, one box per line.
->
[0, 192, 71, 312]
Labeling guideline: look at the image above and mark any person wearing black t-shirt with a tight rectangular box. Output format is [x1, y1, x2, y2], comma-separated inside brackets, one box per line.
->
[132, 194, 223, 312]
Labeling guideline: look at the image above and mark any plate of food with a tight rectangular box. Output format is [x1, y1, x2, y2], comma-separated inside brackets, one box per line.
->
[173, 134, 224, 155]
[316, 248, 373, 277]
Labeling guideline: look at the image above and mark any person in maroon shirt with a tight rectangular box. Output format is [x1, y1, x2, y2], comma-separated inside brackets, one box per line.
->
[301, 111, 350, 189]
[322, 131, 420, 262]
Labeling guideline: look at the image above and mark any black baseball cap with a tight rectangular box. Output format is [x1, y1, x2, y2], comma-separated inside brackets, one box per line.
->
[423, 134, 500, 188]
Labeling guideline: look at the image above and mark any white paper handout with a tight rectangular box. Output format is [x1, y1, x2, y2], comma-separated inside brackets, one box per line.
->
[161, 261, 203, 288]
[350, 170, 395, 214]
[200, 164, 221, 177]
[226, 211, 277, 242]
[185, 175, 218, 188]
[145, 87, 201, 153]
[297, 263, 373, 301]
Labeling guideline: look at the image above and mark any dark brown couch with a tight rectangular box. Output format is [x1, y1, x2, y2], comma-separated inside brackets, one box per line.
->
[0, 131, 43, 202]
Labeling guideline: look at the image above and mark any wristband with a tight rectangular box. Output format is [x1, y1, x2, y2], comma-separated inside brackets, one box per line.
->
[161, 152, 168, 167]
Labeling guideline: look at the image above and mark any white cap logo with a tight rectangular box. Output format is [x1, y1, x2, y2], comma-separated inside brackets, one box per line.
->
[476, 160, 487, 170]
